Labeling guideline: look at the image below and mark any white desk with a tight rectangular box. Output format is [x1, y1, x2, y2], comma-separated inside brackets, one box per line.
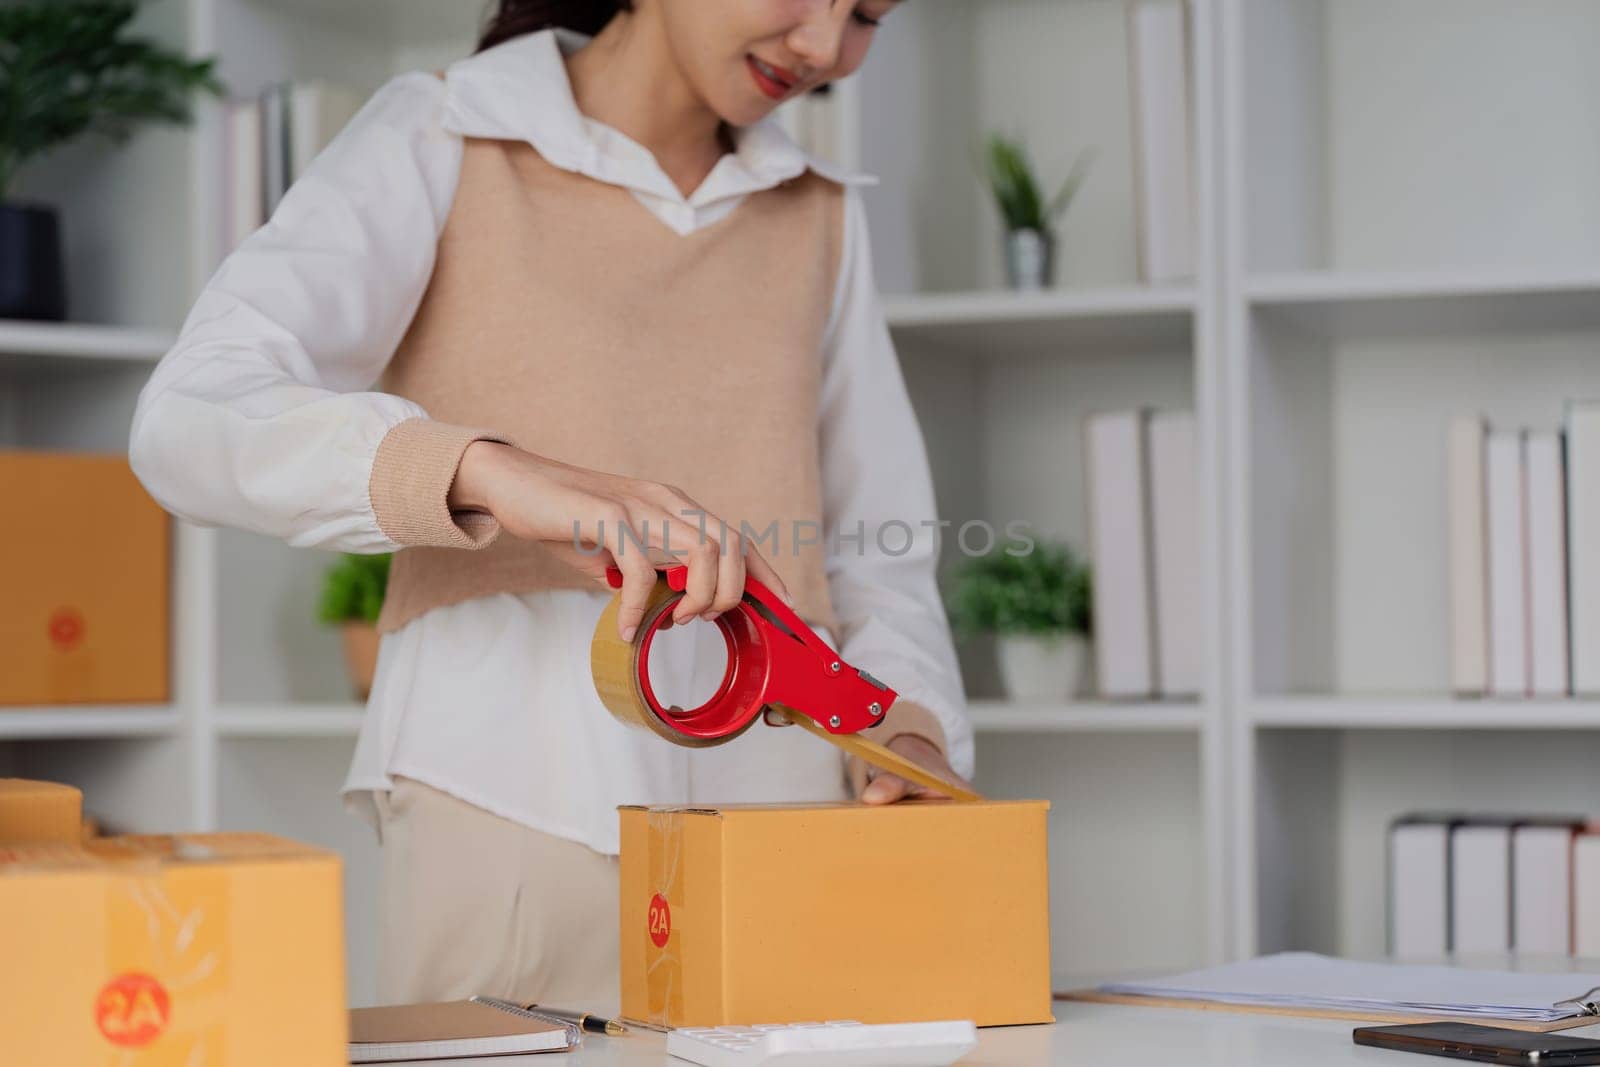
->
[400, 1000, 1600, 1065]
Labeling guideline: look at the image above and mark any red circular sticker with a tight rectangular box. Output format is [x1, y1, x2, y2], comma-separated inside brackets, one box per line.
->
[48, 607, 85, 650]
[95, 973, 170, 1048]
[648, 893, 671, 948]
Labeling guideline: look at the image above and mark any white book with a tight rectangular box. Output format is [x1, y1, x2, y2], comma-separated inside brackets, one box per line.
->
[1126, 0, 1194, 282]
[1525, 432, 1570, 697]
[1486, 430, 1529, 697]
[260, 82, 289, 218]
[1148, 411, 1202, 696]
[1085, 410, 1156, 697]
[1446, 415, 1490, 696]
[288, 81, 367, 182]
[1575, 831, 1600, 958]
[1513, 822, 1580, 955]
[1570, 403, 1600, 696]
[224, 99, 263, 254]
[1390, 818, 1453, 959]
[1451, 822, 1513, 955]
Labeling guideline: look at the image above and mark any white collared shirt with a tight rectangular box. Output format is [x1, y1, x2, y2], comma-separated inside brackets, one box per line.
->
[129, 29, 973, 855]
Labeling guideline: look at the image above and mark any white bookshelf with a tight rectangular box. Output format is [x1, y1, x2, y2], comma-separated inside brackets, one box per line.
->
[11, 0, 1598, 1012]
[1221, 0, 1600, 965]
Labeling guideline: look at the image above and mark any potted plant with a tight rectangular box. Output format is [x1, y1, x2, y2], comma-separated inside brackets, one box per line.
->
[981, 134, 1093, 291]
[0, 1, 220, 320]
[945, 541, 1093, 701]
[317, 553, 391, 701]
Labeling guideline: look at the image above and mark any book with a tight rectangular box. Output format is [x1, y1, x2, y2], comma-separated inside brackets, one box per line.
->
[1148, 410, 1202, 696]
[260, 81, 290, 220]
[1574, 829, 1600, 958]
[1446, 414, 1490, 696]
[349, 999, 573, 1062]
[1451, 820, 1513, 954]
[1389, 814, 1459, 958]
[1486, 430, 1529, 697]
[224, 98, 263, 254]
[1126, 0, 1195, 282]
[288, 81, 366, 181]
[1512, 819, 1586, 956]
[1085, 410, 1156, 697]
[1570, 403, 1600, 696]
[1524, 431, 1570, 696]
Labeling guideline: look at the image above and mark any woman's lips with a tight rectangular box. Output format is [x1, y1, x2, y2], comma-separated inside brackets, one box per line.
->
[746, 55, 798, 101]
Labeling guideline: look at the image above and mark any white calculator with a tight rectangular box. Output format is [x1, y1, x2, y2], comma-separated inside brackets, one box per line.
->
[665, 1019, 978, 1066]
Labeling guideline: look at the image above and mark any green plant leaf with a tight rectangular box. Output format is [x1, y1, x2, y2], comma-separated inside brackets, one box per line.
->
[0, 1, 224, 199]
[318, 552, 392, 625]
[941, 540, 1093, 639]
[979, 133, 1094, 234]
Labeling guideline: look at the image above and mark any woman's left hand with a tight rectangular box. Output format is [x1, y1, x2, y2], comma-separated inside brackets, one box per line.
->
[859, 733, 974, 804]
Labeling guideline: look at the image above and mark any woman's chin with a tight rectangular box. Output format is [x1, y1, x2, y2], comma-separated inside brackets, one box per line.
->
[712, 89, 782, 129]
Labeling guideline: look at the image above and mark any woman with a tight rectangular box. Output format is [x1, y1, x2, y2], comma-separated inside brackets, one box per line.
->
[129, 0, 973, 1013]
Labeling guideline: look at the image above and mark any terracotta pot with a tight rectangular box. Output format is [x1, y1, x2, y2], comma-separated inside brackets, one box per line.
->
[341, 622, 380, 701]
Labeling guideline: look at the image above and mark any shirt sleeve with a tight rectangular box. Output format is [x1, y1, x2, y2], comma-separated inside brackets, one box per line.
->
[128, 70, 512, 554]
[817, 186, 976, 787]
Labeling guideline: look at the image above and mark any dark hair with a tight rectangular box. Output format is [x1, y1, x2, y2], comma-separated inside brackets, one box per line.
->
[477, 0, 631, 52]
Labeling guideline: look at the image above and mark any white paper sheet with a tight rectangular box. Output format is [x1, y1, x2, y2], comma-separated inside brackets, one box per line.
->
[1100, 953, 1600, 1022]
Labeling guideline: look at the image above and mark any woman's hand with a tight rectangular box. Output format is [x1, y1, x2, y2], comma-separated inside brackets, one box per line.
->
[858, 733, 974, 804]
[449, 440, 792, 642]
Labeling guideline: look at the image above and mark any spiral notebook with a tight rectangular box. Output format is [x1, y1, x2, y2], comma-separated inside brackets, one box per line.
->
[1063, 953, 1600, 1033]
[349, 998, 576, 1062]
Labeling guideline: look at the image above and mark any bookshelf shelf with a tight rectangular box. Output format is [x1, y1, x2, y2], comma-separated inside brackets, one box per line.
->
[0, 320, 173, 366]
[0, 707, 180, 740]
[215, 704, 365, 738]
[968, 699, 1205, 733]
[1246, 269, 1600, 339]
[884, 287, 1195, 353]
[1250, 697, 1600, 731]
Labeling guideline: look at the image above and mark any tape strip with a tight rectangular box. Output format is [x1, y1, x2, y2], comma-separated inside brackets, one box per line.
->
[643, 809, 685, 1029]
[769, 704, 985, 802]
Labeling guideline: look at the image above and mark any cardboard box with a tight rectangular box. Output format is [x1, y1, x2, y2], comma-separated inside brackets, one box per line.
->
[0, 450, 170, 705]
[0, 832, 347, 1066]
[0, 778, 83, 842]
[619, 800, 1053, 1028]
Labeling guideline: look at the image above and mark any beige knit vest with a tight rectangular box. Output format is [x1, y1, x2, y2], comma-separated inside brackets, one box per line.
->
[373, 136, 845, 637]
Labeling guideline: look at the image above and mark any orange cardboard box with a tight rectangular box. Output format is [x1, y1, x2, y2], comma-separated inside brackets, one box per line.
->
[619, 799, 1053, 1028]
[0, 778, 83, 842]
[0, 450, 170, 705]
[0, 832, 346, 1066]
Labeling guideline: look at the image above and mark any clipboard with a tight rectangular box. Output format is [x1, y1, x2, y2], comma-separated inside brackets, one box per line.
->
[1054, 988, 1600, 1034]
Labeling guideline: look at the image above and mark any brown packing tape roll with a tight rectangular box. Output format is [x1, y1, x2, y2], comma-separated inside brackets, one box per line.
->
[590, 576, 983, 801]
[590, 572, 754, 748]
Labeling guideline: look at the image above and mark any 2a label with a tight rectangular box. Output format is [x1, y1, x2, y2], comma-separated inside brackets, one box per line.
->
[648, 892, 671, 948]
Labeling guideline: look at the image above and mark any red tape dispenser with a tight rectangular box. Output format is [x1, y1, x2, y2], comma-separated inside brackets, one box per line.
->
[589, 564, 981, 801]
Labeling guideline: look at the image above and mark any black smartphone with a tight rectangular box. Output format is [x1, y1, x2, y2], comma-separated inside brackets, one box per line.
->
[1353, 1023, 1600, 1066]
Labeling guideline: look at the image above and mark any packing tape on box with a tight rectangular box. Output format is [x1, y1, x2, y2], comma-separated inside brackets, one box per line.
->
[643, 809, 685, 1030]
[590, 572, 981, 801]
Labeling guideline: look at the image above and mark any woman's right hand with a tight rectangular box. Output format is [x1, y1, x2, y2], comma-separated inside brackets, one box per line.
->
[449, 440, 792, 642]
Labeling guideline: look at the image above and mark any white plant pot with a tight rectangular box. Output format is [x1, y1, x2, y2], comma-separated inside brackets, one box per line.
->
[996, 632, 1089, 701]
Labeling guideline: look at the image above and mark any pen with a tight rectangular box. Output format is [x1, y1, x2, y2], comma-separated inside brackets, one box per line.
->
[526, 1004, 629, 1037]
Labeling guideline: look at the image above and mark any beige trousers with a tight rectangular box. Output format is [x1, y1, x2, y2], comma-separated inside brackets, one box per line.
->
[373, 776, 622, 1015]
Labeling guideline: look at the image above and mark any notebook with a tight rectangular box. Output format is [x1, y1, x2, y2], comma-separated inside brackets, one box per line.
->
[1071, 953, 1600, 1032]
[349, 999, 575, 1062]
